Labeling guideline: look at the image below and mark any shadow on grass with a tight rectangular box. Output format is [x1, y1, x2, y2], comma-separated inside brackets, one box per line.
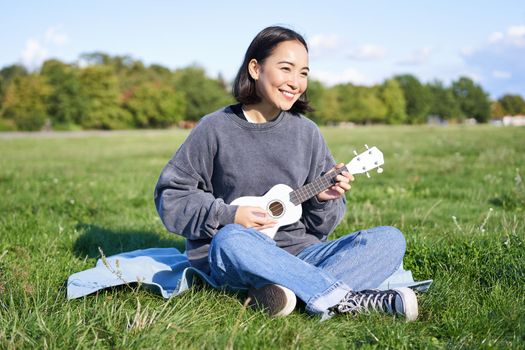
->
[72, 223, 185, 259]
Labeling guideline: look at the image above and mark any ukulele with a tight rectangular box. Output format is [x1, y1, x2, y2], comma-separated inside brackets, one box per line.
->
[230, 145, 384, 238]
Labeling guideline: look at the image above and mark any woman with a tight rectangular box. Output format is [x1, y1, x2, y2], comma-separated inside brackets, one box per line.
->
[154, 26, 418, 321]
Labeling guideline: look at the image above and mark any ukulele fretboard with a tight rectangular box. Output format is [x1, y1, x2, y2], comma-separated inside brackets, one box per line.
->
[289, 166, 349, 205]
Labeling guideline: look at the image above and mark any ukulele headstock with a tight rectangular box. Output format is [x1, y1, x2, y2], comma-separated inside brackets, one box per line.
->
[346, 144, 384, 178]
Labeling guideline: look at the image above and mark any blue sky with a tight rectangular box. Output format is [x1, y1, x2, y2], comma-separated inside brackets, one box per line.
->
[1, 1, 524, 98]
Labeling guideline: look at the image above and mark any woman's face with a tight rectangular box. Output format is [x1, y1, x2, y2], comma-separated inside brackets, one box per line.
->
[250, 40, 309, 112]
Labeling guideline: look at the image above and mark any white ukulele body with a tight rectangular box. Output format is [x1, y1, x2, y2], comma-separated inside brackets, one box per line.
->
[230, 145, 384, 239]
[230, 184, 301, 238]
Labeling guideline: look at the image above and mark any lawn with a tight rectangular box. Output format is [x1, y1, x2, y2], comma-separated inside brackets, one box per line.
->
[0, 125, 524, 349]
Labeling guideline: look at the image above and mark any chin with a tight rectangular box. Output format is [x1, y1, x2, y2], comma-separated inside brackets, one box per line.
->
[278, 100, 297, 111]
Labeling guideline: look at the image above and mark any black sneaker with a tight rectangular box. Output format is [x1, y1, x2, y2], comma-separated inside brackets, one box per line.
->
[247, 284, 297, 317]
[328, 287, 418, 321]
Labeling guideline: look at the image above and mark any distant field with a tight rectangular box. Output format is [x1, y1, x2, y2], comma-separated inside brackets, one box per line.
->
[1, 125, 524, 349]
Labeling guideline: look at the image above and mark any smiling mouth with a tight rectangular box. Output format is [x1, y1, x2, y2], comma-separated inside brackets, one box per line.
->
[280, 90, 295, 100]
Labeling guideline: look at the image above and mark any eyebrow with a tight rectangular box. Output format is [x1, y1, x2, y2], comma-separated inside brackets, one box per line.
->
[277, 61, 310, 71]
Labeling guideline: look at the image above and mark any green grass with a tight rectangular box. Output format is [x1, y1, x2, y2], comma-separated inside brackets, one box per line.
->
[1, 125, 524, 349]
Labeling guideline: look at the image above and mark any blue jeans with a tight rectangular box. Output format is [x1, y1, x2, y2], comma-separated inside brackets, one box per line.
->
[208, 224, 406, 315]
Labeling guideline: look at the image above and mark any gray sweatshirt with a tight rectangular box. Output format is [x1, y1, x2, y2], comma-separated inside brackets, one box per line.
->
[154, 105, 346, 273]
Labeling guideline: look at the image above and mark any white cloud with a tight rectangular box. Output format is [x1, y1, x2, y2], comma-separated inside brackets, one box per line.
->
[311, 68, 373, 86]
[347, 44, 387, 60]
[507, 25, 525, 38]
[308, 34, 346, 59]
[309, 34, 343, 51]
[20, 38, 48, 70]
[461, 46, 475, 57]
[488, 31, 504, 44]
[462, 24, 525, 97]
[19, 25, 70, 70]
[398, 47, 432, 65]
[45, 25, 69, 46]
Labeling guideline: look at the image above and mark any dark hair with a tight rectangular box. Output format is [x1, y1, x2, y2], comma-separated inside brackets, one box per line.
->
[232, 26, 313, 114]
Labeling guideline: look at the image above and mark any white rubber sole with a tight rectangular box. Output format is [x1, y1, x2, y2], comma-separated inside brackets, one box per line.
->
[248, 284, 297, 317]
[394, 287, 419, 322]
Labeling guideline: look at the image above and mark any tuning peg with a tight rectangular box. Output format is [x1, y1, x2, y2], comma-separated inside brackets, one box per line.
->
[353, 150, 358, 156]
[366, 172, 371, 178]
[377, 167, 383, 174]
[364, 144, 369, 150]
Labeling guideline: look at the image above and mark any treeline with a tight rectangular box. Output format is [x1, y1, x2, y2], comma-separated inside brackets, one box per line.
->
[0, 52, 524, 131]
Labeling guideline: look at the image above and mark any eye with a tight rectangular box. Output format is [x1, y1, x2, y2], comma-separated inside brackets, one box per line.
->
[280, 66, 291, 72]
[301, 71, 309, 77]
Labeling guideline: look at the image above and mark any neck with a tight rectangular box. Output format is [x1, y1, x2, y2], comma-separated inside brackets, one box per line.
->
[289, 165, 349, 205]
[242, 103, 281, 123]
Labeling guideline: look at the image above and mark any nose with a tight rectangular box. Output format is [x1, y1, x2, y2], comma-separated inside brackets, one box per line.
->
[287, 74, 300, 91]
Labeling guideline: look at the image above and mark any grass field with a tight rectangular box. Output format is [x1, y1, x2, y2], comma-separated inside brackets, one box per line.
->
[1, 125, 524, 349]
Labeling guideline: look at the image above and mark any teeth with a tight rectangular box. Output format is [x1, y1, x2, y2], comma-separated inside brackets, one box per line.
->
[281, 90, 294, 98]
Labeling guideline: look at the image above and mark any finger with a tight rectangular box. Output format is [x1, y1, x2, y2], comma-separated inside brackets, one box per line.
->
[335, 174, 350, 184]
[257, 222, 278, 230]
[332, 183, 350, 193]
[250, 207, 270, 218]
[341, 171, 354, 181]
[326, 186, 343, 197]
[338, 182, 351, 191]
[252, 216, 278, 226]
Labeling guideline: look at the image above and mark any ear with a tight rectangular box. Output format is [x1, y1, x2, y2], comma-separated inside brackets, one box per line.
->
[247, 59, 260, 80]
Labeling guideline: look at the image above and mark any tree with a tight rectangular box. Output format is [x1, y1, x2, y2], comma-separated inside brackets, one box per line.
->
[491, 101, 506, 119]
[451, 77, 491, 123]
[394, 74, 432, 124]
[41, 59, 86, 128]
[0, 75, 51, 130]
[334, 84, 386, 124]
[78, 65, 132, 129]
[173, 66, 233, 121]
[498, 94, 525, 116]
[0, 64, 28, 111]
[379, 79, 407, 124]
[316, 86, 343, 124]
[304, 79, 325, 123]
[123, 82, 186, 128]
[426, 80, 464, 121]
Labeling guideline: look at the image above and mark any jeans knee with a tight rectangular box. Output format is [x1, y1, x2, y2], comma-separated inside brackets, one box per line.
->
[370, 226, 406, 255]
[211, 224, 247, 254]
[385, 226, 406, 255]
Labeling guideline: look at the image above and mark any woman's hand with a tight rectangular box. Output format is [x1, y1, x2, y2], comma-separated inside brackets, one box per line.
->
[234, 206, 277, 230]
[316, 163, 354, 202]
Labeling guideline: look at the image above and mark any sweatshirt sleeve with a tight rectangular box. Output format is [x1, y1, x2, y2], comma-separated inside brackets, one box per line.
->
[300, 130, 346, 240]
[154, 121, 238, 240]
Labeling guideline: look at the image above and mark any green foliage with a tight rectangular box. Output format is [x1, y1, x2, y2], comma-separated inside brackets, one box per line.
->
[394, 74, 432, 124]
[0, 64, 28, 100]
[427, 80, 464, 121]
[491, 101, 506, 119]
[379, 79, 407, 124]
[498, 94, 525, 116]
[316, 86, 344, 123]
[2, 53, 525, 129]
[451, 77, 491, 123]
[78, 65, 133, 129]
[0, 74, 51, 130]
[303, 79, 324, 123]
[123, 82, 186, 128]
[173, 65, 233, 121]
[41, 59, 86, 127]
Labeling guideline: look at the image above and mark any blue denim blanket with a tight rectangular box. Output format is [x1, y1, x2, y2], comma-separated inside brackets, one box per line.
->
[67, 248, 432, 299]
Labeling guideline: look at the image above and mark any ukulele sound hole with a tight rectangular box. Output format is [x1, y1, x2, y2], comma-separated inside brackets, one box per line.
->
[268, 200, 285, 218]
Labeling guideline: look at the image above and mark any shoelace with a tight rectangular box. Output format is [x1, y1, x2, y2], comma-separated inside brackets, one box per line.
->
[333, 290, 397, 314]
